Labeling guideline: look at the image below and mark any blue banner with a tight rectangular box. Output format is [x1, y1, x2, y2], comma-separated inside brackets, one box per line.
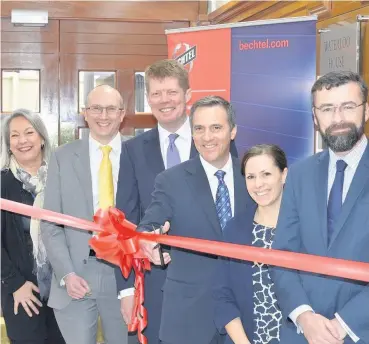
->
[231, 19, 316, 164]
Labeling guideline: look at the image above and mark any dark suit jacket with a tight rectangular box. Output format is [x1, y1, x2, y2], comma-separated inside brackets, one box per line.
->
[138, 155, 251, 344]
[213, 206, 257, 344]
[271, 143, 369, 344]
[115, 127, 238, 342]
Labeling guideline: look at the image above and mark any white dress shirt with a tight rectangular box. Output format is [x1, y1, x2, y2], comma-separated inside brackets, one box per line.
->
[158, 116, 192, 169]
[199, 154, 235, 217]
[290, 136, 367, 343]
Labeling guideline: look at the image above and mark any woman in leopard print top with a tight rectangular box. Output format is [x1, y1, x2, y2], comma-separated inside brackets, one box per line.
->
[213, 144, 287, 344]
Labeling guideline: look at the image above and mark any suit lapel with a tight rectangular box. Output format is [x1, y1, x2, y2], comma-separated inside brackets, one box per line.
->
[143, 128, 165, 176]
[329, 145, 369, 248]
[185, 157, 222, 236]
[72, 139, 94, 217]
[189, 140, 198, 159]
[315, 151, 329, 247]
[233, 158, 248, 217]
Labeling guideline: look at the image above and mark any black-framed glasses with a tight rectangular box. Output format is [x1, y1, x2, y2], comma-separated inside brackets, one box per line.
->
[86, 105, 123, 115]
[313, 101, 365, 116]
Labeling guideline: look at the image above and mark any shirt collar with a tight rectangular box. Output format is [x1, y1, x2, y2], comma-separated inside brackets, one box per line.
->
[329, 135, 368, 170]
[200, 153, 233, 178]
[157, 116, 191, 142]
[89, 132, 121, 154]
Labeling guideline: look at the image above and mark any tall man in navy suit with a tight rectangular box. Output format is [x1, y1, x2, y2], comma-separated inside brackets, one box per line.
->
[139, 96, 252, 344]
[115, 60, 237, 343]
[271, 71, 369, 344]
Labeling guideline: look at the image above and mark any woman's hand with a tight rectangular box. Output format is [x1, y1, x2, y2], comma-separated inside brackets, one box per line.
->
[225, 317, 251, 344]
[13, 281, 43, 317]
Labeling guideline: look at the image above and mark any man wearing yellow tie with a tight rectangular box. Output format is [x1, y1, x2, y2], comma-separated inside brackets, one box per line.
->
[41, 85, 128, 344]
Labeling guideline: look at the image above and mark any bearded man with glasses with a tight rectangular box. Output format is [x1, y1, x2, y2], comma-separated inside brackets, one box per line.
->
[271, 71, 369, 344]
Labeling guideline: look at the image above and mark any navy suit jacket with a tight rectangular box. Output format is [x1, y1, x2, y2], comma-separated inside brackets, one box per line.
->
[115, 127, 238, 342]
[271, 144, 369, 344]
[213, 205, 257, 344]
[139, 156, 251, 344]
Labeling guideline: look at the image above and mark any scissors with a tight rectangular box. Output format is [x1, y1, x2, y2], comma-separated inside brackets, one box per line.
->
[152, 225, 165, 268]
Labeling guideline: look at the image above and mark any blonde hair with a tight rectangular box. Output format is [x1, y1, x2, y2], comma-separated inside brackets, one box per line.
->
[145, 59, 189, 93]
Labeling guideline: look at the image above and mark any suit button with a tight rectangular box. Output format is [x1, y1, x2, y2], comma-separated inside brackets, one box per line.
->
[83, 259, 87, 264]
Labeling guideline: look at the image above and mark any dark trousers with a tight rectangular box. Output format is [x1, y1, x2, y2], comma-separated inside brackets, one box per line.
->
[2, 296, 64, 344]
[161, 332, 225, 344]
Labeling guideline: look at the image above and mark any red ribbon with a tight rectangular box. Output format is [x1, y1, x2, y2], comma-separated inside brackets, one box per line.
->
[91, 208, 150, 343]
[1, 198, 369, 344]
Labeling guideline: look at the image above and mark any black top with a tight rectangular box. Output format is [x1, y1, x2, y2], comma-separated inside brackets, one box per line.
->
[1, 169, 37, 295]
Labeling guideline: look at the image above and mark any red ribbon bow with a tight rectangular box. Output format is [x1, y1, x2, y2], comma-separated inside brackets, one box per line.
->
[90, 208, 150, 344]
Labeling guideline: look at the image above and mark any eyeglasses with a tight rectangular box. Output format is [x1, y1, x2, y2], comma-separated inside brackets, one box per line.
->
[86, 105, 123, 115]
[313, 101, 365, 116]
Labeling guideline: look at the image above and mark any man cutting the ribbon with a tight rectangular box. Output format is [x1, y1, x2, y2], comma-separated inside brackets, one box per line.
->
[138, 96, 253, 344]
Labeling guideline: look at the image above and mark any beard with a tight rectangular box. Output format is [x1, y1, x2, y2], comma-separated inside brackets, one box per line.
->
[318, 116, 365, 153]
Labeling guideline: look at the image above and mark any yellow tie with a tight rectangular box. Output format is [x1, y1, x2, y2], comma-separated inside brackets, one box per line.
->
[99, 145, 114, 210]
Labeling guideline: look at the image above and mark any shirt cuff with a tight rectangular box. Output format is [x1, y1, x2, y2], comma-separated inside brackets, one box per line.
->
[289, 305, 314, 334]
[335, 313, 360, 343]
[60, 272, 75, 286]
[118, 288, 135, 299]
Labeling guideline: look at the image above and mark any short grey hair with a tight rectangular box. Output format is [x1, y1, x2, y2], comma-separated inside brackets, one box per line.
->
[1, 109, 51, 170]
[311, 71, 368, 104]
[189, 96, 236, 131]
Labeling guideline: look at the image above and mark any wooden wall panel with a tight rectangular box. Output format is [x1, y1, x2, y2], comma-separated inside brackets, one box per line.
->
[124, 114, 157, 129]
[60, 20, 188, 35]
[2, 42, 58, 54]
[1, 18, 59, 53]
[60, 43, 167, 56]
[1, 1, 200, 22]
[61, 47, 166, 69]
[60, 33, 167, 45]
[1, 31, 56, 43]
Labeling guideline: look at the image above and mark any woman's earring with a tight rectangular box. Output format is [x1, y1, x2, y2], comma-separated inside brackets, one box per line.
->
[41, 143, 45, 149]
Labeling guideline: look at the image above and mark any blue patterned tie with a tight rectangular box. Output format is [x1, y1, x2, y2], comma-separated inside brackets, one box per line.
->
[327, 160, 347, 244]
[166, 133, 181, 169]
[215, 170, 232, 230]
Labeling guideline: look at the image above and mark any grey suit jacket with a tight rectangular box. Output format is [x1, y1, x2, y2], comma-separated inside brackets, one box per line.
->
[41, 138, 95, 310]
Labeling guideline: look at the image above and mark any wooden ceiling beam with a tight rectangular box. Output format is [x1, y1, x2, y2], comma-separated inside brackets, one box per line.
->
[208, 0, 335, 24]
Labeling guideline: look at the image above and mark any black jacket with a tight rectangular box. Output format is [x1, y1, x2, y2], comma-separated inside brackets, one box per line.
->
[1, 169, 37, 295]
